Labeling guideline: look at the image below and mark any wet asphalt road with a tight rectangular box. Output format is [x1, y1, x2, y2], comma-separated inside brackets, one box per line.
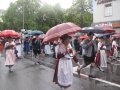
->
[0, 52, 120, 90]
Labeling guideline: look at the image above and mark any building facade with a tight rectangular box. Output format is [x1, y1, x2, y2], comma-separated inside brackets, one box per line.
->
[91, 0, 120, 32]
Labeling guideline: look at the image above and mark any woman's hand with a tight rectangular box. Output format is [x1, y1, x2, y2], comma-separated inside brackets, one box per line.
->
[77, 62, 80, 68]
[65, 47, 69, 54]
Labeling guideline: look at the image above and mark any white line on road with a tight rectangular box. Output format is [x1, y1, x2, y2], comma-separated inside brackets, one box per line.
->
[117, 60, 120, 61]
[110, 63, 120, 66]
[73, 66, 120, 88]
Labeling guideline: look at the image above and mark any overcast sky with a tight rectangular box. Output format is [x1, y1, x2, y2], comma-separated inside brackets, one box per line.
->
[0, 0, 73, 10]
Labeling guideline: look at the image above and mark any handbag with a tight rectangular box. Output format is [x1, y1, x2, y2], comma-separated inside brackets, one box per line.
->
[15, 49, 18, 54]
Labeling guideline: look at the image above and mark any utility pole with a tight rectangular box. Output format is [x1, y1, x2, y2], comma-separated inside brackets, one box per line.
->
[22, 0, 24, 29]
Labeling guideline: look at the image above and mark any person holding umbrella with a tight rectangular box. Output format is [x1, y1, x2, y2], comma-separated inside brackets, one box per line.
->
[32, 33, 42, 65]
[53, 34, 80, 90]
[4, 37, 16, 72]
[77, 32, 97, 78]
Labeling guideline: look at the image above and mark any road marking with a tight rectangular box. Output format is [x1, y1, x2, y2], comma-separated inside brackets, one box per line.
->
[73, 66, 120, 88]
[117, 60, 120, 61]
[110, 63, 120, 66]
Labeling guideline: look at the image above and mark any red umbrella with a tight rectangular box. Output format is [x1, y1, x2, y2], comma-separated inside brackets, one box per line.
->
[110, 37, 114, 41]
[43, 22, 81, 42]
[99, 25, 115, 33]
[112, 33, 120, 37]
[12, 33, 21, 38]
[79, 35, 88, 40]
[0, 30, 19, 38]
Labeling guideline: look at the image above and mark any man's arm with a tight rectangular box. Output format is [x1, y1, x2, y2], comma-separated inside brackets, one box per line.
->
[82, 39, 91, 49]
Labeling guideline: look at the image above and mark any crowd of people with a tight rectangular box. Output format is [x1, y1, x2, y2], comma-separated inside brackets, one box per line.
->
[0, 32, 120, 90]
[74, 32, 120, 78]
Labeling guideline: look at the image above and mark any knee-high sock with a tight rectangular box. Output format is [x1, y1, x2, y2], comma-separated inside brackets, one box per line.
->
[89, 65, 94, 75]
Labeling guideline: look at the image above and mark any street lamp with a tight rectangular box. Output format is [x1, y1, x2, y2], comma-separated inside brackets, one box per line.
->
[43, 14, 62, 24]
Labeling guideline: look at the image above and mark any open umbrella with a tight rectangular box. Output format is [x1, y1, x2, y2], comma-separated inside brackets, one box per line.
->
[99, 25, 115, 33]
[24, 30, 32, 34]
[81, 27, 105, 33]
[112, 33, 120, 37]
[43, 22, 81, 42]
[79, 35, 88, 40]
[74, 32, 84, 37]
[23, 34, 31, 38]
[0, 30, 19, 38]
[95, 32, 116, 38]
[12, 33, 21, 38]
[27, 30, 44, 35]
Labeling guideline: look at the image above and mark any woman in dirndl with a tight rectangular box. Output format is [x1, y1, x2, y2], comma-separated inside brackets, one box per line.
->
[44, 42, 51, 56]
[53, 34, 80, 90]
[95, 37, 107, 72]
[15, 38, 22, 58]
[4, 37, 16, 72]
[24, 37, 30, 54]
[110, 38, 118, 60]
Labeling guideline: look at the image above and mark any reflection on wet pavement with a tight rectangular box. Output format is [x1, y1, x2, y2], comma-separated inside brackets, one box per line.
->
[24, 53, 120, 90]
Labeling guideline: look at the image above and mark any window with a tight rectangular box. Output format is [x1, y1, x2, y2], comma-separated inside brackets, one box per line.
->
[105, 4, 112, 17]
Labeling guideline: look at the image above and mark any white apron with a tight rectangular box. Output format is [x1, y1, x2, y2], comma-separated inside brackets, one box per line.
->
[57, 43, 73, 86]
[16, 45, 22, 57]
[100, 50, 107, 67]
[44, 44, 51, 54]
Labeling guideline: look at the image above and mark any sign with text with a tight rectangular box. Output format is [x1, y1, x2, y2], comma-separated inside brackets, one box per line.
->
[95, 0, 113, 5]
[91, 20, 120, 28]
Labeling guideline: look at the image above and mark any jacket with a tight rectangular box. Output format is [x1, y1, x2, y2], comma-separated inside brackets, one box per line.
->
[32, 38, 41, 50]
[82, 39, 97, 57]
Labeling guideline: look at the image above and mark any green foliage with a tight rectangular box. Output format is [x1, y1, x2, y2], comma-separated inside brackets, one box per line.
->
[64, 0, 93, 27]
[0, 0, 93, 33]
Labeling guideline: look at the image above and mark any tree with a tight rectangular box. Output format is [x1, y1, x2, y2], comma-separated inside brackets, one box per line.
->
[64, 0, 93, 27]
[1, 0, 41, 31]
[0, 0, 66, 33]
[37, 3, 65, 33]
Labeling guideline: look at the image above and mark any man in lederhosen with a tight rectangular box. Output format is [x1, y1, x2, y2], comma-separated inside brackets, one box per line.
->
[77, 32, 97, 78]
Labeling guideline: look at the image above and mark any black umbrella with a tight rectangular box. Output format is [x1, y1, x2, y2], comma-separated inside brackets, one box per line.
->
[95, 32, 116, 38]
[81, 27, 105, 33]
[74, 32, 84, 37]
